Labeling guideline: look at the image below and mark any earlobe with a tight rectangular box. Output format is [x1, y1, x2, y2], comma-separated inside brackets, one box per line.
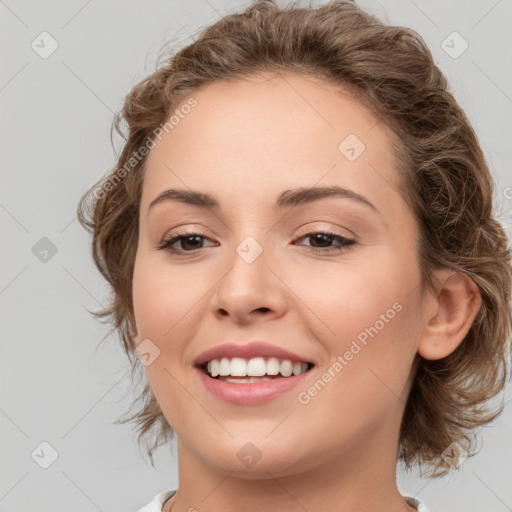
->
[417, 269, 481, 361]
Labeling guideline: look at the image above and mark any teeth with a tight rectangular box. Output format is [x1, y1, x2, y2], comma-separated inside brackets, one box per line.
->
[219, 357, 230, 376]
[247, 357, 267, 376]
[280, 359, 293, 377]
[222, 377, 273, 384]
[231, 357, 247, 376]
[204, 357, 310, 378]
[267, 357, 280, 375]
[292, 362, 303, 376]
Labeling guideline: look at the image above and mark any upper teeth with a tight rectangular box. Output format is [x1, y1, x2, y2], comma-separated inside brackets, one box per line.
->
[206, 357, 309, 378]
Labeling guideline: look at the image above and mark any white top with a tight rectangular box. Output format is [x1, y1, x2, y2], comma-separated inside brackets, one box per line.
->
[135, 489, 431, 511]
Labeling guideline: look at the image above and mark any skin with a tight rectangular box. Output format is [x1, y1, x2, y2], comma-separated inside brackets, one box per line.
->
[132, 71, 481, 512]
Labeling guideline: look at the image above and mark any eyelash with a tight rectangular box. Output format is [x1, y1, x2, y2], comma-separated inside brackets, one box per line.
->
[156, 229, 356, 255]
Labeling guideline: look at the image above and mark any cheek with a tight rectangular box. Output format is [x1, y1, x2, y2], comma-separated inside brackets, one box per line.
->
[131, 256, 195, 425]
[290, 254, 412, 337]
[132, 252, 203, 340]
[294, 286, 420, 447]
[290, 252, 420, 385]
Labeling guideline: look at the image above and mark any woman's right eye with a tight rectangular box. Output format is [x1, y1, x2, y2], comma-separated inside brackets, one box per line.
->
[156, 232, 216, 254]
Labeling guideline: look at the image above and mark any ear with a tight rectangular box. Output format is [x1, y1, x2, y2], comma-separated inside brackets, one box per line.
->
[418, 268, 481, 360]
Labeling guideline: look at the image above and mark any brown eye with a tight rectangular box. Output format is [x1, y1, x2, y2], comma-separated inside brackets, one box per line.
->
[294, 231, 356, 252]
[157, 231, 216, 254]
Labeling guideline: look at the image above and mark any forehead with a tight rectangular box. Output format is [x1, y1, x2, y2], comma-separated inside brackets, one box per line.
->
[141, 71, 405, 220]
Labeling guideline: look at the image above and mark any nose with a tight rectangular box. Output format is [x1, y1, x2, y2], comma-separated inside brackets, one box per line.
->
[210, 237, 287, 325]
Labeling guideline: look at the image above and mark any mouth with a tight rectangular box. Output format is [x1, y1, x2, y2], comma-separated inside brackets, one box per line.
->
[197, 357, 315, 384]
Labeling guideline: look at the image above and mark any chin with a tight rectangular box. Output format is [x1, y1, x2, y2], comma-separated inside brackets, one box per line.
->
[199, 442, 309, 479]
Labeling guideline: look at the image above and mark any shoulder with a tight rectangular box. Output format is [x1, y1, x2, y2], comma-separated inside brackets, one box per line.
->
[135, 489, 177, 512]
[404, 495, 432, 512]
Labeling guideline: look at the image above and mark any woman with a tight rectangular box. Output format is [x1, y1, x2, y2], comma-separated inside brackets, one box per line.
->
[77, 1, 512, 511]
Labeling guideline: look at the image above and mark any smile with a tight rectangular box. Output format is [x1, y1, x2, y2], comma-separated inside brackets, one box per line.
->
[202, 356, 314, 382]
[196, 358, 316, 404]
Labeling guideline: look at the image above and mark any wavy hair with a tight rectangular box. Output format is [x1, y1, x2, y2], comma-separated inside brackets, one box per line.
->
[77, 0, 512, 477]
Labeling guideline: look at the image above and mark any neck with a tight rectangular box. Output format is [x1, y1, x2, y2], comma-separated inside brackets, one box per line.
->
[164, 414, 417, 512]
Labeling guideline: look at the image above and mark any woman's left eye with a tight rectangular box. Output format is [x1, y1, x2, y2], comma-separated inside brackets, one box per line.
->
[156, 230, 356, 255]
[293, 231, 356, 252]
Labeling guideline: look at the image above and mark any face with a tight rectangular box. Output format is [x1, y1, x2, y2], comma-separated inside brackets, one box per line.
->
[132, 71, 430, 479]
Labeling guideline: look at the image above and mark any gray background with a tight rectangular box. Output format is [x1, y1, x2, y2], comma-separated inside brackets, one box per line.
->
[1, 0, 511, 511]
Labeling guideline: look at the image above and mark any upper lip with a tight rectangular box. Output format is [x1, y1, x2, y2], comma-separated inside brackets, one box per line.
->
[194, 341, 315, 367]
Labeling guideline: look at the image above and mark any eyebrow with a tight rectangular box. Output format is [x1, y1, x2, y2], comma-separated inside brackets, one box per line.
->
[148, 185, 379, 214]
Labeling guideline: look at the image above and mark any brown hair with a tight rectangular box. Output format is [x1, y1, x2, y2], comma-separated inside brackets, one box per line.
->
[77, 0, 512, 477]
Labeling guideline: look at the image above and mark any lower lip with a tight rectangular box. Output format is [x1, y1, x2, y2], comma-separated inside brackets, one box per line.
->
[195, 366, 313, 404]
